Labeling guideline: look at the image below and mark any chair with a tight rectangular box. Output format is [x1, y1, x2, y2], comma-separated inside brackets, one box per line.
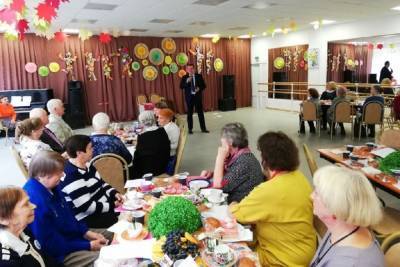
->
[377, 129, 400, 150]
[381, 231, 400, 267]
[331, 101, 353, 140]
[136, 94, 148, 113]
[10, 145, 28, 179]
[90, 153, 129, 194]
[300, 101, 320, 137]
[150, 94, 162, 104]
[358, 101, 384, 141]
[371, 207, 400, 242]
[174, 121, 188, 175]
[0, 119, 10, 145]
[303, 144, 318, 176]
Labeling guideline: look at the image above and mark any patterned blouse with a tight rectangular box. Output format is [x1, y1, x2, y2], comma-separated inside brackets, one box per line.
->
[90, 134, 133, 163]
[46, 114, 73, 144]
[20, 136, 52, 168]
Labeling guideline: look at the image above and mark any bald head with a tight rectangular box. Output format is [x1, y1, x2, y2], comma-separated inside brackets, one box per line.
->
[29, 108, 49, 125]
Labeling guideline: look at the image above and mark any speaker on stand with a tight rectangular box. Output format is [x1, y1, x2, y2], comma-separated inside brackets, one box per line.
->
[64, 80, 86, 129]
[218, 75, 236, 111]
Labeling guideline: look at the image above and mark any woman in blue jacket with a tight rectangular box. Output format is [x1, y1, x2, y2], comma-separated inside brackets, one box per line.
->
[23, 151, 110, 267]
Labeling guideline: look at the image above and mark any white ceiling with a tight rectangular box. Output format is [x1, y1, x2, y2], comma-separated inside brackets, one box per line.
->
[36, 0, 400, 37]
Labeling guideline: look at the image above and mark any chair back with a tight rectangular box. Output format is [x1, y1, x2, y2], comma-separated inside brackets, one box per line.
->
[382, 232, 400, 267]
[150, 94, 162, 104]
[175, 115, 185, 129]
[313, 215, 327, 239]
[10, 145, 28, 179]
[302, 101, 318, 121]
[174, 122, 188, 174]
[90, 153, 128, 193]
[363, 101, 384, 124]
[303, 144, 318, 176]
[334, 101, 352, 123]
[378, 129, 400, 149]
[137, 94, 147, 105]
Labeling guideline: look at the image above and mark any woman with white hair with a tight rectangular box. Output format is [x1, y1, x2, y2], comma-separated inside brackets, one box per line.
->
[46, 99, 73, 143]
[90, 112, 132, 164]
[132, 110, 170, 178]
[310, 166, 384, 267]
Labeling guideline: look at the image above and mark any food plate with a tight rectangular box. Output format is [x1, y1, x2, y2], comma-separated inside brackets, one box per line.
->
[120, 227, 149, 242]
[188, 179, 210, 189]
[122, 199, 146, 210]
[163, 183, 188, 195]
[201, 249, 238, 267]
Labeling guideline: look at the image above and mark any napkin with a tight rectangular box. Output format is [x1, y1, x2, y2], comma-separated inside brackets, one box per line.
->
[98, 239, 155, 261]
[371, 148, 396, 158]
[361, 166, 382, 175]
[176, 256, 197, 267]
[107, 220, 131, 234]
[125, 179, 145, 188]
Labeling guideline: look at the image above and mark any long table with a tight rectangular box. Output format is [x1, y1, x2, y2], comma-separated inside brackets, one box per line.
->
[318, 148, 400, 198]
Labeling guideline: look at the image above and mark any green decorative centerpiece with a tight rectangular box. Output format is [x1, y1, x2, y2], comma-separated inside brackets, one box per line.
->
[379, 151, 400, 174]
[148, 196, 202, 239]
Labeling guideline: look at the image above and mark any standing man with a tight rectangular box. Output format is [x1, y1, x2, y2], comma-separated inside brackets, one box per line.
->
[379, 61, 393, 83]
[180, 64, 209, 134]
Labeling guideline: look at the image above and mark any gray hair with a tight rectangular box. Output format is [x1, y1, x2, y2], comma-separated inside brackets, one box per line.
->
[139, 110, 156, 127]
[92, 112, 110, 131]
[46, 99, 63, 114]
[221, 122, 248, 148]
[29, 108, 47, 119]
[336, 86, 347, 97]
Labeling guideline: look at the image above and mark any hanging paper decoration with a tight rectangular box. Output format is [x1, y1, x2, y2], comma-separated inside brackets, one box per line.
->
[25, 62, 37, 73]
[289, 21, 297, 32]
[377, 43, 383, 50]
[4, 31, 18, 41]
[118, 47, 133, 78]
[54, 30, 67, 42]
[79, 29, 92, 41]
[0, 8, 17, 24]
[214, 58, 224, 72]
[16, 19, 29, 40]
[59, 51, 77, 80]
[164, 55, 172, 65]
[342, 52, 348, 71]
[192, 37, 199, 46]
[132, 61, 140, 71]
[36, 2, 57, 22]
[211, 35, 220, 43]
[84, 52, 98, 81]
[112, 28, 120, 38]
[368, 43, 374, 49]
[189, 45, 204, 73]
[38, 66, 49, 77]
[143, 66, 158, 81]
[299, 59, 305, 69]
[292, 47, 303, 72]
[162, 66, 170, 75]
[389, 43, 395, 49]
[142, 59, 148, 66]
[48, 62, 60, 72]
[101, 55, 113, 80]
[99, 32, 111, 44]
[176, 52, 188, 66]
[161, 37, 176, 54]
[206, 49, 214, 74]
[178, 69, 186, 78]
[282, 49, 291, 70]
[149, 48, 165, 65]
[273, 57, 285, 70]
[45, 0, 62, 9]
[134, 43, 149, 59]
[169, 63, 178, 74]
[10, 0, 25, 13]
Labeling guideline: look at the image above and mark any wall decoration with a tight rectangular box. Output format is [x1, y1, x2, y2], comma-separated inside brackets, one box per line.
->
[49, 62, 60, 72]
[59, 51, 77, 80]
[214, 58, 224, 72]
[377, 43, 383, 50]
[99, 32, 111, 44]
[206, 49, 214, 74]
[118, 47, 133, 78]
[132, 61, 140, 71]
[134, 43, 149, 59]
[4, 31, 18, 41]
[299, 59, 306, 69]
[54, 30, 67, 42]
[292, 47, 303, 72]
[16, 19, 29, 40]
[101, 55, 113, 80]
[149, 48, 164, 65]
[164, 55, 172, 65]
[79, 29, 92, 41]
[142, 59, 148, 66]
[307, 48, 319, 69]
[342, 52, 348, 71]
[282, 48, 291, 70]
[169, 63, 178, 73]
[162, 66, 170, 75]
[273, 57, 285, 70]
[85, 52, 98, 81]
[161, 37, 176, 54]
[189, 45, 204, 73]
[38, 66, 49, 77]
[178, 69, 186, 78]
[143, 66, 158, 81]
[176, 52, 188, 66]
[25, 62, 37, 73]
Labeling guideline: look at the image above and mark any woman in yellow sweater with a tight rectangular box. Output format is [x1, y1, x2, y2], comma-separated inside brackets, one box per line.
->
[230, 131, 316, 266]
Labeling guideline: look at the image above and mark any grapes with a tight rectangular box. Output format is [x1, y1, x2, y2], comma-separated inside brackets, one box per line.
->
[162, 230, 199, 261]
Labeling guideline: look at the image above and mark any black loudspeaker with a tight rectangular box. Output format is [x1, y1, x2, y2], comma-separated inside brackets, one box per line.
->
[343, 70, 355, 83]
[65, 81, 86, 129]
[368, 73, 378, 84]
[218, 98, 236, 111]
[222, 75, 235, 99]
[272, 72, 289, 99]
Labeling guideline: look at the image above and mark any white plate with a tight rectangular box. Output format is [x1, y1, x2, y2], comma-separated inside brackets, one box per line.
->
[189, 180, 210, 189]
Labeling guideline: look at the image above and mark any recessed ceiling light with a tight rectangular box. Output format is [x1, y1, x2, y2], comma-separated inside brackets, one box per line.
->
[63, 28, 79, 34]
[200, 33, 219, 38]
[391, 5, 400, 10]
[243, 1, 276, 10]
[310, 20, 336, 25]
[262, 32, 267, 36]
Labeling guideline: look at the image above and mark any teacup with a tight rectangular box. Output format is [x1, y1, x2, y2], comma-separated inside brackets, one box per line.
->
[213, 244, 234, 265]
[346, 145, 354, 152]
[207, 189, 223, 203]
[204, 237, 219, 253]
[127, 222, 143, 238]
[126, 190, 144, 200]
[140, 181, 153, 192]
[143, 173, 153, 181]
[131, 210, 145, 224]
[178, 175, 187, 185]
[366, 142, 376, 151]
[343, 151, 350, 159]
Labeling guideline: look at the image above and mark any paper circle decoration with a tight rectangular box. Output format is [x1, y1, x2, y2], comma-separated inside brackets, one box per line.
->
[25, 62, 37, 73]
[162, 66, 170, 75]
[161, 37, 176, 54]
[132, 61, 141, 71]
[169, 63, 178, 73]
[176, 53, 188, 66]
[142, 59, 149, 66]
[149, 48, 165, 66]
[178, 69, 187, 78]
[49, 62, 60, 73]
[143, 66, 158, 81]
[303, 51, 308, 61]
[273, 57, 285, 70]
[299, 60, 305, 69]
[165, 55, 172, 65]
[134, 43, 149, 59]
[214, 58, 224, 72]
[346, 59, 354, 67]
[38, 66, 50, 77]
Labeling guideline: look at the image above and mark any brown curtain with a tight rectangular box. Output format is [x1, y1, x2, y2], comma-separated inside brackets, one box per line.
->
[327, 43, 372, 83]
[268, 44, 309, 100]
[0, 34, 251, 121]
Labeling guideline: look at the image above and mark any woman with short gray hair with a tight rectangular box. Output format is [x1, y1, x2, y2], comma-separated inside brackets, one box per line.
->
[201, 122, 264, 203]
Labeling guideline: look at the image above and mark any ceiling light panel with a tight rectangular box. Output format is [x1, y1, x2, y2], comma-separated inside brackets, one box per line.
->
[83, 2, 118, 10]
[193, 0, 230, 6]
[149, 19, 175, 24]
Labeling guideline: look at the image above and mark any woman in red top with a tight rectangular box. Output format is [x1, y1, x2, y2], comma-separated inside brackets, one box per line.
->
[0, 95, 17, 131]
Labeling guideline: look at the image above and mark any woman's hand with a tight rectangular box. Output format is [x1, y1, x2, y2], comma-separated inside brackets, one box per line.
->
[85, 230, 107, 242]
[217, 138, 230, 159]
[90, 239, 107, 251]
[114, 193, 124, 207]
[200, 170, 212, 178]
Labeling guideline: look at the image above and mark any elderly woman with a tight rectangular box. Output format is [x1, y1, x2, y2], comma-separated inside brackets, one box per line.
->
[0, 186, 58, 266]
[201, 123, 264, 203]
[157, 108, 180, 175]
[310, 166, 384, 266]
[18, 118, 52, 168]
[327, 86, 347, 136]
[392, 88, 400, 121]
[90, 112, 133, 164]
[299, 88, 321, 134]
[132, 111, 170, 178]
[230, 131, 316, 266]
[320, 81, 337, 130]
[46, 99, 73, 143]
[60, 135, 123, 228]
[23, 151, 110, 266]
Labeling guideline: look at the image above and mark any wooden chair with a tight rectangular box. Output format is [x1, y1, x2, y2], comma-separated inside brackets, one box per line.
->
[10, 145, 28, 179]
[331, 101, 353, 140]
[0, 119, 10, 145]
[174, 121, 188, 175]
[371, 207, 400, 242]
[136, 94, 148, 114]
[381, 231, 400, 267]
[90, 153, 129, 194]
[358, 101, 384, 140]
[303, 144, 318, 176]
[377, 129, 400, 149]
[150, 94, 162, 104]
[300, 101, 321, 136]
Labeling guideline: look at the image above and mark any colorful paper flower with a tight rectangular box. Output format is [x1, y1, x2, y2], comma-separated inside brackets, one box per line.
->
[377, 43, 383, 50]
[10, 0, 26, 13]
[54, 30, 67, 42]
[78, 29, 92, 41]
[0, 8, 17, 24]
[36, 2, 57, 22]
[99, 32, 111, 44]
[16, 19, 29, 40]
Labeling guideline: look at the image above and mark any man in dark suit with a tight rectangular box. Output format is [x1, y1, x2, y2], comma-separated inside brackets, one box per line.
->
[180, 64, 209, 134]
[379, 61, 393, 83]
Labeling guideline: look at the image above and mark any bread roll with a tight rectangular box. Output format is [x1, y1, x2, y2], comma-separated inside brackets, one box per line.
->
[205, 217, 221, 228]
[238, 257, 256, 267]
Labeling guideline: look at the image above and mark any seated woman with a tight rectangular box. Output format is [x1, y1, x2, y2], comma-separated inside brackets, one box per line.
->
[229, 131, 316, 266]
[299, 88, 321, 134]
[327, 86, 347, 136]
[0, 95, 17, 136]
[157, 108, 180, 175]
[320, 81, 337, 130]
[23, 151, 111, 267]
[381, 78, 395, 95]
[90, 112, 133, 164]
[59, 135, 123, 229]
[132, 111, 170, 178]
[18, 118, 52, 168]
[0, 186, 59, 267]
[393, 89, 400, 121]
[201, 123, 264, 203]
[310, 166, 384, 266]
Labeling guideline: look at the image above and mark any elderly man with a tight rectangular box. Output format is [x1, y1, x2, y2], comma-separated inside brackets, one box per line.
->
[327, 86, 348, 136]
[29, 108, 64, 153]
[46, 99, 73, 143]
